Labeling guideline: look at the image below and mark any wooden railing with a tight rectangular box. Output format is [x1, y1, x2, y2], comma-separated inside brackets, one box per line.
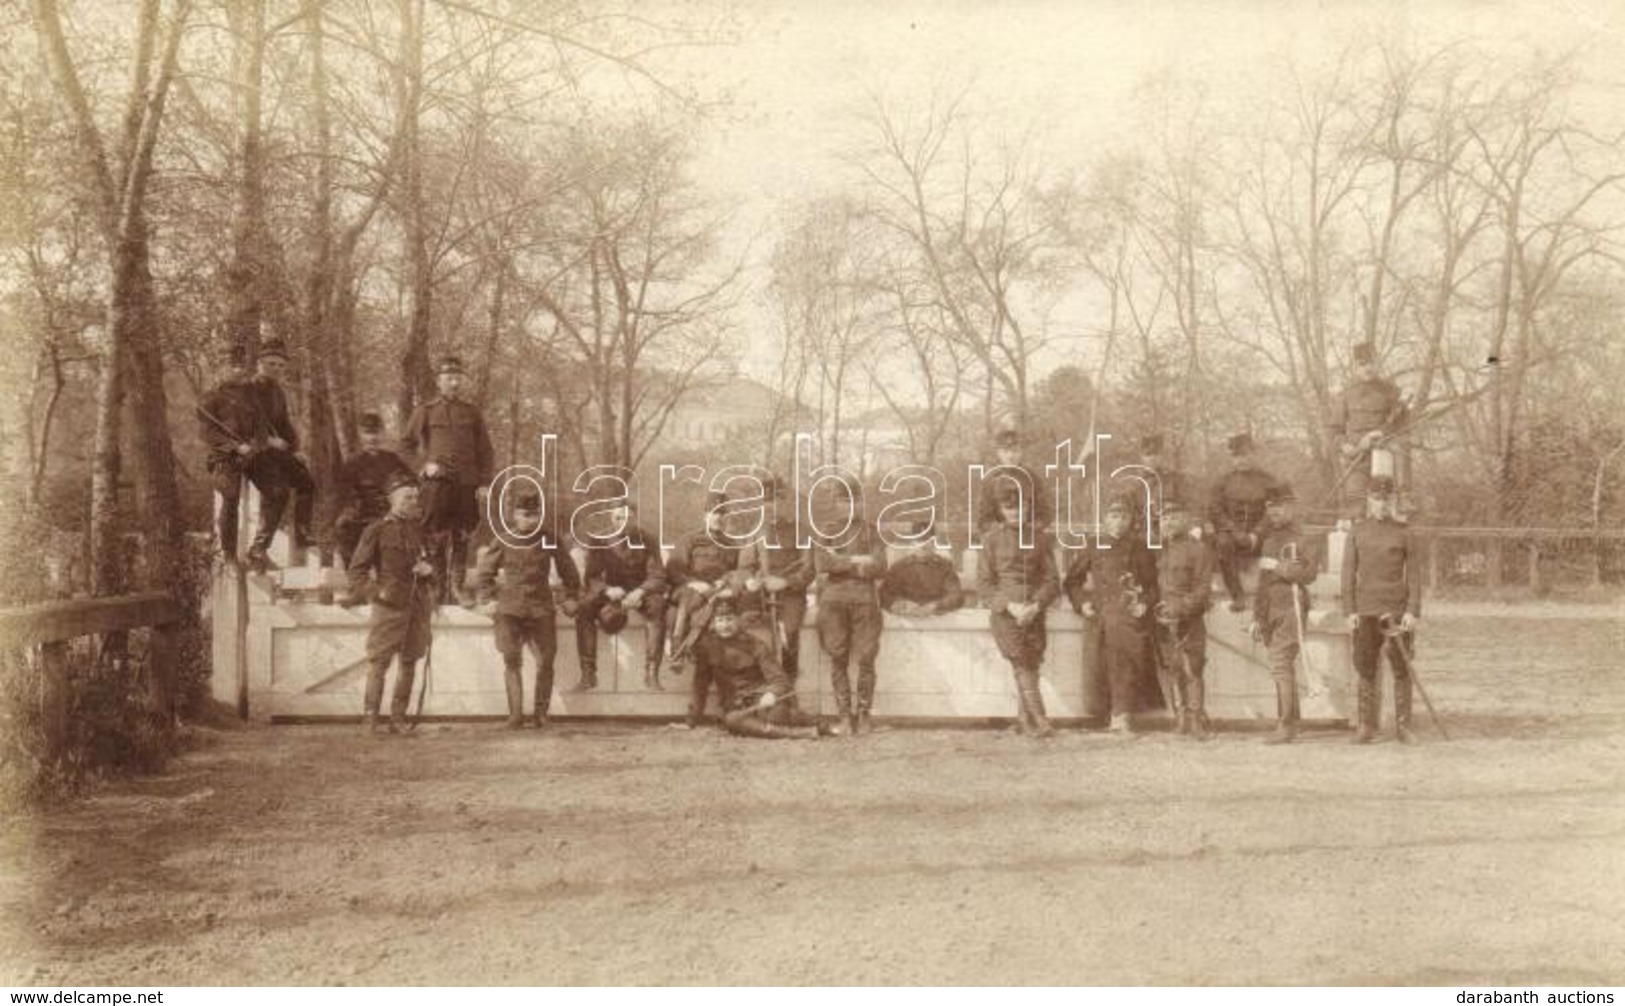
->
[0, 591, 186, 756]
[1309, 525, 1625, 592]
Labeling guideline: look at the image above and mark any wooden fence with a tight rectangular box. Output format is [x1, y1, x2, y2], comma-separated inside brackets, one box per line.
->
[0, 591, 185, 756]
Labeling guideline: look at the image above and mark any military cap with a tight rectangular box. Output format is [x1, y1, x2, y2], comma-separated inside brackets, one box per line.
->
[760, 474, 788, 499]
[435, 354, 466, 375]
[993, 427, 1021, 449]
[994, 483, 1024, 506]
[1367, 475, 1397, 495]
[1139, 433, 1166, 455]
[1265, 483, 1297, 505]
[710, 597, 739, 619]
[1226, 431, 1256, 454]
[1104, 494, 1135, 516]
[1353, 342, 1377, 365]
[385, 470, 418, 496]
[596, 604, 628, 634]
[705, 489, 728, 512]
[259, 338, 290, 361]
[212, 341, 248, 366]
[357, 411, 385, 434]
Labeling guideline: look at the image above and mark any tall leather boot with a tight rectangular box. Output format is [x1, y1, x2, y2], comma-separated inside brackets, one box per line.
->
[1186, 677, 1210, 741]
[1017, 667, 1054, 738]
[1263, 678, 1297, 744]
[573, 620, 599, 692]
[828, 662, 853, 736]
[532, 662, 554, 728]
[363, 661, 387, 736]
[1350, 677, 1377, 744]
[390, 661, 417, 734]
[502, 661, 525, 729]
[854, 665, 876, 735]
[1394, 673, 1416, 744]
[1011, 666, 1037, 734]
[644, 657, 663, 691]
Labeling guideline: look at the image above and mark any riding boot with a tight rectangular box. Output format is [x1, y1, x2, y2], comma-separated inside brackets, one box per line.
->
[1017, 667, 1053, 738]
[644, 658, 663, 691]
[1263, 679, 1297, 744]
[533, 662, 554, 728]
[1394, 674, 1416, 744]
[1351, 677, 1377, 744]
[390, 661, 417, 733]
[572, 625, 599, 692]
[828, 662, 853, 736]
[363, 661, 387, 736]
[1011, 668, 1037, 734]
[502, 662, 525, 729]
[1186, 678, 1210, 741]
[854, 665, 876, 735]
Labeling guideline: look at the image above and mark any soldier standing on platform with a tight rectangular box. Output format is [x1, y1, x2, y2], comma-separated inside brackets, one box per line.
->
[1328, 342, 1407, 521]
[979, 486, 1061, 737]
[574, 500, 667, 693]
[342, 471, 437, 735]
[1249, 484, 1319, 745]
[732, 476, 815, 706]
[1153, 497, 1216, 740]
[879, 518, 965, 617]
[1064, 496, 1159, 734]
[975, 427, 1052, 534]
[1340, 475, 1423, 744]
[1208, 432, 1281, 612]
[690, 599, 826, 740]
[472, 489, 582, 728]
[403, 354, 494, 604]
[331, 411, 413, 569]
[813, 481, 888, 736]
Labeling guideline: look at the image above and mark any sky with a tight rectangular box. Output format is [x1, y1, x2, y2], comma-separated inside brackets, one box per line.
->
[614, 0, 1625, 388]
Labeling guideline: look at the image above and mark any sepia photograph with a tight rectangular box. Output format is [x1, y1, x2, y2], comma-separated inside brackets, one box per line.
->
[0, 0, 1622, 988]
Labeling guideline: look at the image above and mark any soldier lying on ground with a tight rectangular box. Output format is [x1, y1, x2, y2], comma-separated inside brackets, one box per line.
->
[689, 599, 827, 740]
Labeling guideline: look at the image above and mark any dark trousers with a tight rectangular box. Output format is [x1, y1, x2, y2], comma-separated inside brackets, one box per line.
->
[333, 507, 387, 569]
[818, 599, 882, 712]
[419, 478, 479, 598]
[990, 610, 1048, 669]
[1351, 615, 1411, 686]
[211, 450, 316, 557]
[1084, 613, 1151, 719]
[496, 612, 559, 715]
[1214, 531, 1260, 605]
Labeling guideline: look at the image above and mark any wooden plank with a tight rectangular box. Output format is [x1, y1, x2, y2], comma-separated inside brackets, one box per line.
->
[0, 591, 182, 649]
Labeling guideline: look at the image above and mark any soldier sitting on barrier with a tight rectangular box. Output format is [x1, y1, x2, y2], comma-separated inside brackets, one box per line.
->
[879, 518, 965, 617]
[690, 598, 827, 740]
[1208, 432, 1282, 612]
[331, 411, 412, 570]
[573, 499, 667, 692]
[340, 471, 437, 736]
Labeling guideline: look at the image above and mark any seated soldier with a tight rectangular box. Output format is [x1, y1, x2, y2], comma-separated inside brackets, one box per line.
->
[878, 518, 965, 616]
[690, 598, 827, 739]
[331, 411, 412, 569]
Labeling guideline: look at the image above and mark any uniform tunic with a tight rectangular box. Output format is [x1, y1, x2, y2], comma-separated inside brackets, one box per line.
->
[576, 527, 667, 666]
[474, 528, 582, 657]
[977, 523, 1061, 669]
[333, 449, 414, 562]
[1155, 533, 1215, 679]
[1340, 516, 1422, 684]
[1065, 534, 1160, 717]
[813, 522, 888, 671]
[1253, 521, 1319, 685]
[350, 514, 436, 664]
[975, 463, 1053, 532]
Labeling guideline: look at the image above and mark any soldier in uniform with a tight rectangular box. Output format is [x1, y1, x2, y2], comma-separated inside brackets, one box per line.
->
[1249, 484, 1319, 745]
[1135, 433, 1199, 534]
[1153, 497, 1216, 739]
[1208, 431, 1281, 612]
[975, 427, 1052, 534]
[979, 486, 1061, 737]
[403, 354, 494, 604]
[1328, 342, 1407, 520]
[665, 492, 747, 670]
[1340, 475, 1423, 744]
[331, 411, 413, 569]
[690, 599, 826, 740]
[199, 339, 318, 571]
[574, 499, 667, 692]
[342, 471, 437, 735]
[731, 476, 815, 705]
[472, 489, 582, 728]
[813, 481, 888, 736]
[878, 518, 965, 616]
[1064, 495, 1159, 734]
[198, 342, 258, 562]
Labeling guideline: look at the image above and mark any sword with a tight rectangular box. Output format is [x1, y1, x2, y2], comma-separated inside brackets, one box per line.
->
[1380, 614, 1448, 740]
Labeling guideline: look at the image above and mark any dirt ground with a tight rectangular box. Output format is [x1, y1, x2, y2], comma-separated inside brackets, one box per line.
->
[3, 611, 1623, 986]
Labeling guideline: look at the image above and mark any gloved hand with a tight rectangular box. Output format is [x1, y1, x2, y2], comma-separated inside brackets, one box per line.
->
[624, 588, 645, 609]
[412, 560, 435, 578]
[1080, 601, 1097, 619]
[422, 462, 442, 479]
[605, 586, 627, 602]
[1400, 612, 1419, 632]
[757, 691, 778, 711]
[1346, 614, 1360, 632]
[561, 599, 580, 618]
[764, 575, 788, 593]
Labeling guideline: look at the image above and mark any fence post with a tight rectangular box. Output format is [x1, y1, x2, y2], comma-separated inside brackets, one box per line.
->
[40, 640, 69, 759]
